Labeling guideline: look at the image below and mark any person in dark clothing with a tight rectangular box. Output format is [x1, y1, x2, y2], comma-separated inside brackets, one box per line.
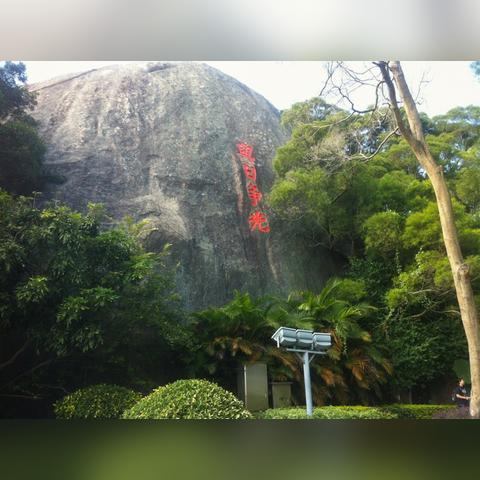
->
[453, 378, 470, 407]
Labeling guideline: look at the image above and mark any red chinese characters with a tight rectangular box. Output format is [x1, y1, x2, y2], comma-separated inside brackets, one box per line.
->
[247, 183, 262, 207]
[236, 142, 270, 234]
[236, 143, 255, 164]
[242, 163, 257, 182]
[248, 211, 270, 233]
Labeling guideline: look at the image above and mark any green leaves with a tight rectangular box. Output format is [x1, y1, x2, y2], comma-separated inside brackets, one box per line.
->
[0, 62, 36, 120]
[54, 384, 142, 419]
[122, 379, 252, 420]
[259, 404, 454, 419]
[268, 168, 329, 225]
[190, 279, 389, 406]
[0, 190, 183, 405]
[455, 166, 480, 211]
[267, 96, 480, 398]
[363, 211, 403, 259]
[15, 275, 49, 304]
[0, 62, 46, 196]
[259, 406, 397, 419]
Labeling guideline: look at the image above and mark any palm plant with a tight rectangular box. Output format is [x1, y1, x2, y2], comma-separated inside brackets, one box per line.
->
[190, 280, 392, 406]
[190, 292, 275, 387]
[288, 278, 393, 405]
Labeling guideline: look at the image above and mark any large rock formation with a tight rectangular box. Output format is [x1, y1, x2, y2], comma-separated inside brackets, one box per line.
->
[31, 62, 339, 310]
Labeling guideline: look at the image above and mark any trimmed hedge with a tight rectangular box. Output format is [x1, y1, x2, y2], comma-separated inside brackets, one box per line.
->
[381, 404, 455, 419]
[54, 384, 142, 419]
[257, 404, 454, 420]
[258, 406, 396, 420]
[122, 379, 253, 419]
[432, 406, 472, 419]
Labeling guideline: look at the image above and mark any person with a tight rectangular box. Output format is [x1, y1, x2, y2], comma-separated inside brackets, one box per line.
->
[453, 378, 470, 408]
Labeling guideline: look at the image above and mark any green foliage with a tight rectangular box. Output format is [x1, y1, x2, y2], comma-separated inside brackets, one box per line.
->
[191, 280, 391, 406]
[453, 359, 471, 383]
[329, 278, 367, 304]
[401, 202, 443, 250]
[0, 190, 187, 405]
[376, 171, 431, 213]
[122, 379, 252, 419]
[280, 97, 341, 130]
[380, 404, 455, 419]
[191, 292, 275, 384]
[268, 168, 330, 239]
[0, 62, 46, 195]
[0, 120, 46, 195]
[383, 251, 468, 389]
[363, 211, 403, 259]
[269, 97, 480, 399]
[0, 61, 36, 120]
[348, 257, 397, 303]
[455, 166, 480, 211]
[259, 406, 396, 419]
[286, 279, 392, 405]
[54, 384, 142, 419]
[258, 404, 453, 419]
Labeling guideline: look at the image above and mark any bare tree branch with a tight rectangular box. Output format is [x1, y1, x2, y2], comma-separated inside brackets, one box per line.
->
[0, 339, 31, 370]
[1, 358, 53, 391]
[355, 127, 400, 162]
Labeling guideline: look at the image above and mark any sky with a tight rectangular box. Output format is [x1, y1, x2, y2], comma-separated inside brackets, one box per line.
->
[22, 61, 480, 117]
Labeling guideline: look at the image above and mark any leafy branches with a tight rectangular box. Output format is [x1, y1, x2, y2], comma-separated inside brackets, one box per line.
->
[0, 190, 183, 407]
[0, 62, 46, 195]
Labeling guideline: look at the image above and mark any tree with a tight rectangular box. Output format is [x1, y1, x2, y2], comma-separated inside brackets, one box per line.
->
[0, 62, 46, 195]
[268, 65, 480, 404]
[0, 190, 185, 415]
[287, 279, 392, 405]
[375, 62, 480, 417]
[0, 61, 36, 120]
[384, 250, 470, 393]
[191, 282, 392, 406]
[313, 61, 480, 415]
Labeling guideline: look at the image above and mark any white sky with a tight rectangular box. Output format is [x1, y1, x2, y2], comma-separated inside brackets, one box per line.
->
[22, 61, 480, 117]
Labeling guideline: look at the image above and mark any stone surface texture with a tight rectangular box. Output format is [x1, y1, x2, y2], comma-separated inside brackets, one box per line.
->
[31, 62, 338, 310]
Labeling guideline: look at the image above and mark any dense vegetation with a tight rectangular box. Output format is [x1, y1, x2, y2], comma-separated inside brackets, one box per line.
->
[1, 61, 477, 417]
[191, 283, 392, 405]
[54, 384, 142, 419]
[258, 404, 454, 419]
[0, 62, 46, 195]
[267, 98, 480, 399]
[0, 190, 191, 416]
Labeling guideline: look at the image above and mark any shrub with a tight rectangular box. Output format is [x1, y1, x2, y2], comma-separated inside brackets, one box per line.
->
[122, 379, 252, 419]
[258, 406, 397, 420]
[54, 384, 142, 419]
[432, 406, 472, 419]
[257, 404, 455, 420]
[381, 404, 455, 419]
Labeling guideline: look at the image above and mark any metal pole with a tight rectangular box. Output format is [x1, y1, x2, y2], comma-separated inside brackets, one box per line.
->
[303, 351, 313, 416]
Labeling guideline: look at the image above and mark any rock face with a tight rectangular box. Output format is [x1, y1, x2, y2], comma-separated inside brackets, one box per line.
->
[31, 62, 339, 310]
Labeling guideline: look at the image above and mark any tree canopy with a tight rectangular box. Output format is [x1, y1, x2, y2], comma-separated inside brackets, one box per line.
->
[268, 99, 479, 395]
[0, 61, 46, 195]
[0, 190, 189, 414]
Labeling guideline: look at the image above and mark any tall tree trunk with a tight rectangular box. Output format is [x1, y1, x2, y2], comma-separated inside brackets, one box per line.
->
[378, 61, 480, 418]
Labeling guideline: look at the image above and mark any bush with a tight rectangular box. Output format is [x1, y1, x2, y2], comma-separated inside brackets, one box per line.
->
[432, 406, 472, 419]
[258, 406, 397, 420]
[381, 404, 455, 419]
[257, 404, 455, 420]
[122, 379, 253, 419]
[54, 384, 142, 419]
